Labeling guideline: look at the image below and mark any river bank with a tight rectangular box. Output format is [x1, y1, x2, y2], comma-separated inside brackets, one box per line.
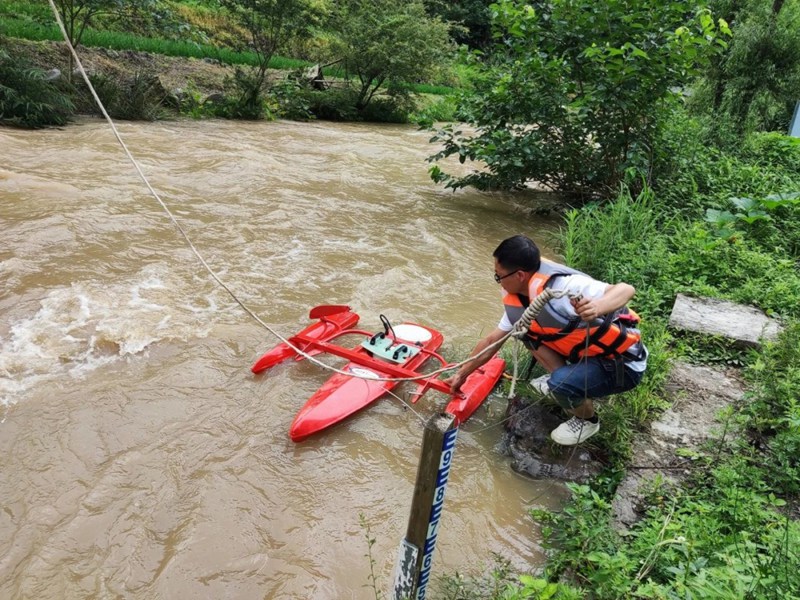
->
[3, 36, 452, 126]
[8, 37, 243, 97]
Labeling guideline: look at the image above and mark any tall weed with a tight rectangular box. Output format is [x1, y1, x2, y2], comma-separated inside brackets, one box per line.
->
[78, 70, 166, 121]
[535, 471, 800, 599]
[667, 224, 800, 319]
[651, 109, 800, 219]
[560, 187, 674, 318]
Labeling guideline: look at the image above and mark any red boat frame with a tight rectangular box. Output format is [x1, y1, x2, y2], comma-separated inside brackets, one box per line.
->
[252, 305, 506, 441]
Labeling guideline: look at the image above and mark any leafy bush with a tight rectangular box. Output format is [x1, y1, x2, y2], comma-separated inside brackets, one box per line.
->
[286, 80, 421, 123]
[534, 474, 800, 599]
[359, 93, 415, 124]
[650, 110, 800, 217]
[272, 78, 313, 120]
[410, 94, 458, 127]
[695, 0, 800, 136]
[297, 87, 359, 121]
[0, 46, 73, 128]
[704, 191, 800, 258]
[330, 0, 453, 111]
[209, 67, 272, 120]
[78, 70, 167, 121]
[739, 131, 800, 176]
[173, 80, 209, 119]
[428, 0, 728, 196]
[741, 321, 800, 496]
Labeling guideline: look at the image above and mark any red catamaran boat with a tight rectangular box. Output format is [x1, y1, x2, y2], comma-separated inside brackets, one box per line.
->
[252, 305, 506, 441]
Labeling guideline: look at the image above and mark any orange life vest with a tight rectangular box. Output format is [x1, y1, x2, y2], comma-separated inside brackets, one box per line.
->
[502, 262, 643, 362]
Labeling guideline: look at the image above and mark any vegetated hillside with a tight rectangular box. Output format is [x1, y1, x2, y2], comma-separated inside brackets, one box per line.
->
[7, 36, 241, 98]
[0, 0, 465, 90]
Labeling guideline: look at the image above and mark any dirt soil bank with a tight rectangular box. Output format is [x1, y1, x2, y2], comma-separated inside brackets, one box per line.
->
[8, 38, 237, 96]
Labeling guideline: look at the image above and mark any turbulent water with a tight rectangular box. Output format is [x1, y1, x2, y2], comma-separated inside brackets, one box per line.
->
[0, 118, 568, 599]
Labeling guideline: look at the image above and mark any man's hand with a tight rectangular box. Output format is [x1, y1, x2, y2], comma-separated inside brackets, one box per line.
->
[571, 296, 601, 322]
[444, 371, 466, 393]
[570, 282, 636, 322]
[443, 327, 508, 394]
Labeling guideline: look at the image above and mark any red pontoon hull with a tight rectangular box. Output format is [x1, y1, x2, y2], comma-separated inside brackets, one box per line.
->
[289, 323, 443, 442]
[445, 356, 507, 424]
[251, 308, 359, 373]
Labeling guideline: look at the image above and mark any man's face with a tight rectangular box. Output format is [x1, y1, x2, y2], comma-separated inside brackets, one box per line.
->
[493, 258, 528, 294]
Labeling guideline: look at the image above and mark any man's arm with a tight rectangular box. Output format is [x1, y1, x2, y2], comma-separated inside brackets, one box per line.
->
[571, 282, 635, 322]
[444, 327, 508, 392]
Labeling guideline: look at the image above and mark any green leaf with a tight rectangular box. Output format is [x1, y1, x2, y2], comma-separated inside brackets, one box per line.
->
[730, 196, 759, 213]
[705, 208, 736, 225]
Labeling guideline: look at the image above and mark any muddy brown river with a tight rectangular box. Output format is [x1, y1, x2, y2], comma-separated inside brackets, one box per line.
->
[0, 118, 568, 599]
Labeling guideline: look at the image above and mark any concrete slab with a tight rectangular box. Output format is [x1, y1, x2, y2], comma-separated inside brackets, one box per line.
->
[668, 293, 783, 348]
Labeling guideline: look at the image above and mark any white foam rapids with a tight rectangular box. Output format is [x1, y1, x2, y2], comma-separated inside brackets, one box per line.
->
[0, 264, 222, 407]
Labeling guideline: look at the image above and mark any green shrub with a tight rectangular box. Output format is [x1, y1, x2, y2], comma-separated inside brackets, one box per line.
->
[651, 109, 800, 219]
[428, 0, 727, 195]
[410, 94, 458, 127]
[78, 70, 167, 121]
[208, 68, 272, 120]
[172, 80, 209, 119]
[0, 46, 73, 127]
[560, 187, 674, 318]
[534, 471, 800, 599]
[298, 87, 359, 121]
[667, 223, 800, 319]
[741, 320, 800, 496]
[704, 191, 800, 259]
[696, 0, 800, 136]
[359, 93, 415, 124]
[272, 79, 313, 120]
[739, 131, 800, 176]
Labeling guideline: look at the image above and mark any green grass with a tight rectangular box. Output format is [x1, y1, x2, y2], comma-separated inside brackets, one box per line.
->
[0, 0, 51, 21]
[408, 82, 456, 95]
[0, 16, 308, 68]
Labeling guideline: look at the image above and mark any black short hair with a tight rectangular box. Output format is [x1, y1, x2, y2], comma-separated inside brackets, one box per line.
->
[493, 235, 541, 272]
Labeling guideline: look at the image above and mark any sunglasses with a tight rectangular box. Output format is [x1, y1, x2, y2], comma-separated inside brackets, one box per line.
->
[494, 269, 521, 283]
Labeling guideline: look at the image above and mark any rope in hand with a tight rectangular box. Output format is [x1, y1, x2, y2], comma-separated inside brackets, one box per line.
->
[506, 289, 582, 398]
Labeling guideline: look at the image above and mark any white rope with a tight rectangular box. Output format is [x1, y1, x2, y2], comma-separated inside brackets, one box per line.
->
[504, 288, 581, 398]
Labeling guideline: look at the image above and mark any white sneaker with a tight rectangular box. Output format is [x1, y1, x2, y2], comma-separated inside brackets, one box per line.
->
[551, 416, 600, 445]
[529, 374, 551, 395]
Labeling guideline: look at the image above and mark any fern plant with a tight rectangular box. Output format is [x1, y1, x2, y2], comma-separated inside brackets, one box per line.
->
[0, 47, 74, 128]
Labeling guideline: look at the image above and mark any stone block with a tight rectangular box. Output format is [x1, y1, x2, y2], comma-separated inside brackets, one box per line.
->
[668, 293, 782, 348]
